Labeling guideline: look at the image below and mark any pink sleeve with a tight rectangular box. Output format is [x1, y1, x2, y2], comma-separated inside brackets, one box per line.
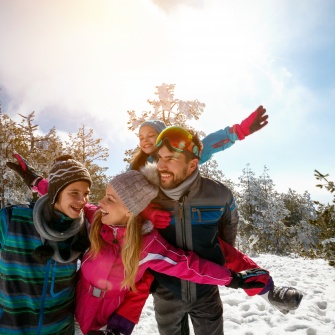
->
[84, 203, 98, 224]
[140, 231, 232, 286]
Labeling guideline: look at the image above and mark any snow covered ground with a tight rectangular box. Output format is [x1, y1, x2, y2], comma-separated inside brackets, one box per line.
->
[132, 254, 335, 335]
[75, 254, 335, 334]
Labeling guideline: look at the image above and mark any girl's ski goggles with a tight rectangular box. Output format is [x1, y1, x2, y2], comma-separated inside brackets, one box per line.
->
[156, 126, 201, 158]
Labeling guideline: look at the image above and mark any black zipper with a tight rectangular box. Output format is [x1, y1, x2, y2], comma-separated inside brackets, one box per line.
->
[178, 199, 191, 300]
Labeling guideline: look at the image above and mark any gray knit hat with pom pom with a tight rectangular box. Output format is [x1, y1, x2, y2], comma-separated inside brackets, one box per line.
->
[109, 162, 159, 215]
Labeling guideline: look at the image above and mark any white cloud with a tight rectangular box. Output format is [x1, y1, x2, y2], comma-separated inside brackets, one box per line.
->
[1, 0, 334, 202]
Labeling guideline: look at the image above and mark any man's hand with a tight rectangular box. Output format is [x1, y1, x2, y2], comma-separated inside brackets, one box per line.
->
[226, 268, 269, 289]
[6, 153, 42, 187]
[234, 106, 269, 140]
[141, 203, 171, 229]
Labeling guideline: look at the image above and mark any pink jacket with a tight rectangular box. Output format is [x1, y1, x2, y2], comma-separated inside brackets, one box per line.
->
[75, 222, 233, 333]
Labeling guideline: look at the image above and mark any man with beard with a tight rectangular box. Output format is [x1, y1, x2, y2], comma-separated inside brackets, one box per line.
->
[150, 126, 303, 335]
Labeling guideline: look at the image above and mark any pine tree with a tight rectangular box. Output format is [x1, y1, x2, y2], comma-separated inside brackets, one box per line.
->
[237, 165, 290, 254]
[312, 170, 335, 266]
[281, 189, 318, 256]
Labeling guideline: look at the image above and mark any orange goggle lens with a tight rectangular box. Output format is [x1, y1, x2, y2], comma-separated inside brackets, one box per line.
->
[156, 126, 200, 157]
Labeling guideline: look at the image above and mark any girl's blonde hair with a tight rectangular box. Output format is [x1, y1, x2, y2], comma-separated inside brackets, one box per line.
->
[130, 146, 151, 171]
[88, 211, 143, 291]
[121, 215, 143, 291]
[88, 211, 105, 258]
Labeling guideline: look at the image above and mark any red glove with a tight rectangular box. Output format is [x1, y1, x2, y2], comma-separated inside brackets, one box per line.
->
[233, 105, 269, 140]
[6, 153, 42, 187]
[140, 203, 171, 229]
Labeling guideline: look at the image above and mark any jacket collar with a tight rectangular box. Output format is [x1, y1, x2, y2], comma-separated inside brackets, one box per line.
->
[100, 220, 154, 244]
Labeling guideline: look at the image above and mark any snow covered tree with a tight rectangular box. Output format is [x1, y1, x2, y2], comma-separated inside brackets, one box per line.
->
[236, 165, 290, 254]
[127, 83, 206, 133]
[282, 189, 318, 256]
[261, 191, 290, 254]
[312, 170, 335, 266]
[17, 112, 64, 176]
[65, 125, 109, 203]
[236, 164, 257, 226]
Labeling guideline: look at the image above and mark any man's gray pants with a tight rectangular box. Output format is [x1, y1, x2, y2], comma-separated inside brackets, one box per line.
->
[152, 284, 224, 335]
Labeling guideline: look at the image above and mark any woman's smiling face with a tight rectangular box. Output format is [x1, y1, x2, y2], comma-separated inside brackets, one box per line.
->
[98, 184, 129, 226]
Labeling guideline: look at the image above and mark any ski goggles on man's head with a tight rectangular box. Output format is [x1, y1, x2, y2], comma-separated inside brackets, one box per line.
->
[156, 126, 201, 158]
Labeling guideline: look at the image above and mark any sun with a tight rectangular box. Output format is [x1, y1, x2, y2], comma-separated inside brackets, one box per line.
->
[168, 2, 272, 83]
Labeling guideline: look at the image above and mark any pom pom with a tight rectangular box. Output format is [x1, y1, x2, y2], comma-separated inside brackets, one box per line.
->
[140, 162, 160, 187]
[32, 244, 54, 264]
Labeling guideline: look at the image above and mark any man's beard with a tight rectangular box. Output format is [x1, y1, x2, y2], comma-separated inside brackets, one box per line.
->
[159, 168, 188, 190]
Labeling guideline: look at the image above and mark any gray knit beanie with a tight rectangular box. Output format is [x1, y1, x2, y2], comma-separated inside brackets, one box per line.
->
[48, 155, 92, 205]
[139, 120, 166, 134]
[109, 162, 159, 215]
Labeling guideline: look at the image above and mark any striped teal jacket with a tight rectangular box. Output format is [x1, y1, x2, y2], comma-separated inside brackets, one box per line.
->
[0, 205, 78, 335]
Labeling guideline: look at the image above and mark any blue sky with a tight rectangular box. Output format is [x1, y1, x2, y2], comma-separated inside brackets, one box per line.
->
[0, 0, 334, 204]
